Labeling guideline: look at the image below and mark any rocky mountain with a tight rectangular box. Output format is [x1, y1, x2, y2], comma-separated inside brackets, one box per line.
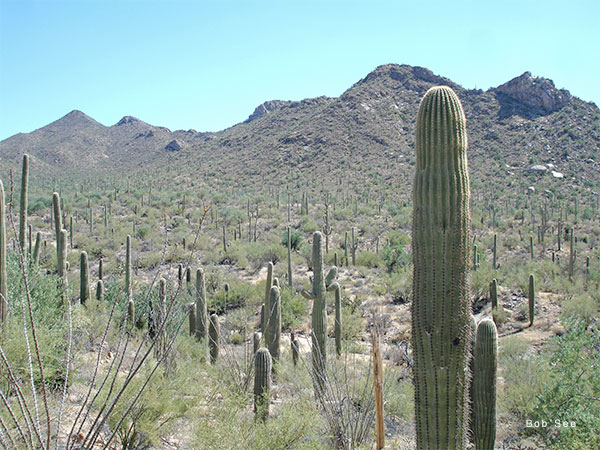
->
[1, 64, 599, 195]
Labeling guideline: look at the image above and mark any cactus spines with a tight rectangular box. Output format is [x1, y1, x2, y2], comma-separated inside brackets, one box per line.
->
[262, 262, 273, 334]
[209, 313, 220, 364]
[412, 86, 471, 449]
[302, 231, 337, 392]
[265, 286, 281, 362]
[333, 282, 342, 357]
[125, 235, 132, 300]
[472, 319, 498, 450]
[490, 278, 498, 311]
[253, 347, 272, 422]
[0, 180, 6, 326]
[195, 268, 208, 343]
[287, 226, 293, 288]
[188, 303, 197, 337]
[528, 274, 535, 326]
[19, 154, 29, 252]
[80, 251, 90, 304]
[96, 280, 104, 302]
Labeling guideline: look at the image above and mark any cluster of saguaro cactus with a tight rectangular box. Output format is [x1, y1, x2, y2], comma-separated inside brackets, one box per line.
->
[302, 231, 337, 392]
[253, 347, 272, 422]
[411, 86, 472, 448]
[472, 319, 498, 450]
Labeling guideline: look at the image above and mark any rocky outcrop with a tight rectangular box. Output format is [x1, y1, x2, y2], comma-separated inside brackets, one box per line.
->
[245, 100, 291, 123]
[495, 72, 571, 112]
[165, 139, 184, 152]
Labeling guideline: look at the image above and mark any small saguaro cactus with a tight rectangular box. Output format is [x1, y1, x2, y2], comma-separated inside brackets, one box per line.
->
[253, 331, 261, 355]
[96, 280, 104, 302]
[254, 347, 272, 422]
[262, 262, 274, 334]
[188, 303, 197, 337]
[209, 313, 220, 364]
[492, 234, 497, 269]
[344, 231, 349, 267]
[265, 286, 281, 362]
[528, 274, 535, 326]
[52, 192, 62, 250]
[128, 299, 135, 327]
[350, 227, 358, 266]
[490, 278, 498, 311]
[57, 229, 68, 279]
[125, 235, 132, 300]
[19, 154, 29, 252]
[98, 258, 103, 281]
[291, 332, 299, 366]
[32, 232, 41, 266]
[568, 228, 575, 281]
[301, 231, 338, 392]
[411, 86, 471, 449]
[287, 226, 293, 288]
[472, 319, 498, 450]
[332, 282, 342, 357]
[529, 236, 534, 260]
[80, 251, 90, 305]
[196, 268, 208, 344]
[0, 180, 7, 327]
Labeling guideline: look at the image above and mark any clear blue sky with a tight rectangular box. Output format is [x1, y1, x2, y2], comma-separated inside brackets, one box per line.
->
[1, 0, 598, 140]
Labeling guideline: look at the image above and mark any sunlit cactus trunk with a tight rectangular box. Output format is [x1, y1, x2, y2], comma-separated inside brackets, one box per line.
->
[412, 86, 472, 450]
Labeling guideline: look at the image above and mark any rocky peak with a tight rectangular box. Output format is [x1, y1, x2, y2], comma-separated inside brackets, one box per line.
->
[116, 116, 142, 126]
[495, 72, 571, 112]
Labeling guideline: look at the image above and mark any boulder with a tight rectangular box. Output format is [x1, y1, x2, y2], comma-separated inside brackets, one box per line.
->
[165, 139, 183, 152]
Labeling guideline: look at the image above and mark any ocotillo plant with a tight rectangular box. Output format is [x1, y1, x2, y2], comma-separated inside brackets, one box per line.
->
[254, 347, 272, 422]
[125, 235, 132, 300]
[80, 251, 90, 304]
[262, 262, 273, 335]
[528, 274, 535, 326]
[411, 86, 471, 449]
[0, 180, 6, 327]
[472, 319, 498, 450]
[209, 313, 220, 364]
[265, 286, 281, 362]
[301, 231, 337, 393]
[196, 268, 208, 345]
[19, 154, 29, 252]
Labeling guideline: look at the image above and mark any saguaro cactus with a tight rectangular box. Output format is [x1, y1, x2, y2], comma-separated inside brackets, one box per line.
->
[472, 319, 498, 450]
[490, 279, 498, 311]
[528, 274, 535, 326]
[80, 251, 90, 304]
[333, 282, 342, 356]
[195, 268, 208, 344]
[96, 280, 104, 302]
[265, 286, 281, 362]
[262, 262, 273, 334]
[19, 154, 29, 252]
[188, 303, 197, 337]
[287, 226, 293, 287]
[0, 180, 6, 326]
[302, 231, 337, 392]
[209, 313, 220, 364]
[254, 347, 272, 422]
[125, 235, 132, 300]
[411, 86, 471, 449]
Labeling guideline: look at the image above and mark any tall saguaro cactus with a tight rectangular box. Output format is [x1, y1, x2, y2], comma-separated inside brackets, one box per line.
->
[411, 86, 471, 449]
[80, 251, 90, 304]
[262, 262, 273, 334]
[195, 268, 208, 345]
[472, 319, 498, 450]
[0, 180, 7, 326]
[19, 154, 29, 252]
[125, 235, 132, 300]
[302, 231, 337, 392]
[265, 286, 281, 362]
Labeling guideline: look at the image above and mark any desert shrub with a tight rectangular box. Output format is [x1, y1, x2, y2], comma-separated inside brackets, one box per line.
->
[382, 230, 410, 273]
[527, 317, 600, 449]
[280, 286, 308, 330]
[281, 228, 303, 251]
[355, 250, 383, 268]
